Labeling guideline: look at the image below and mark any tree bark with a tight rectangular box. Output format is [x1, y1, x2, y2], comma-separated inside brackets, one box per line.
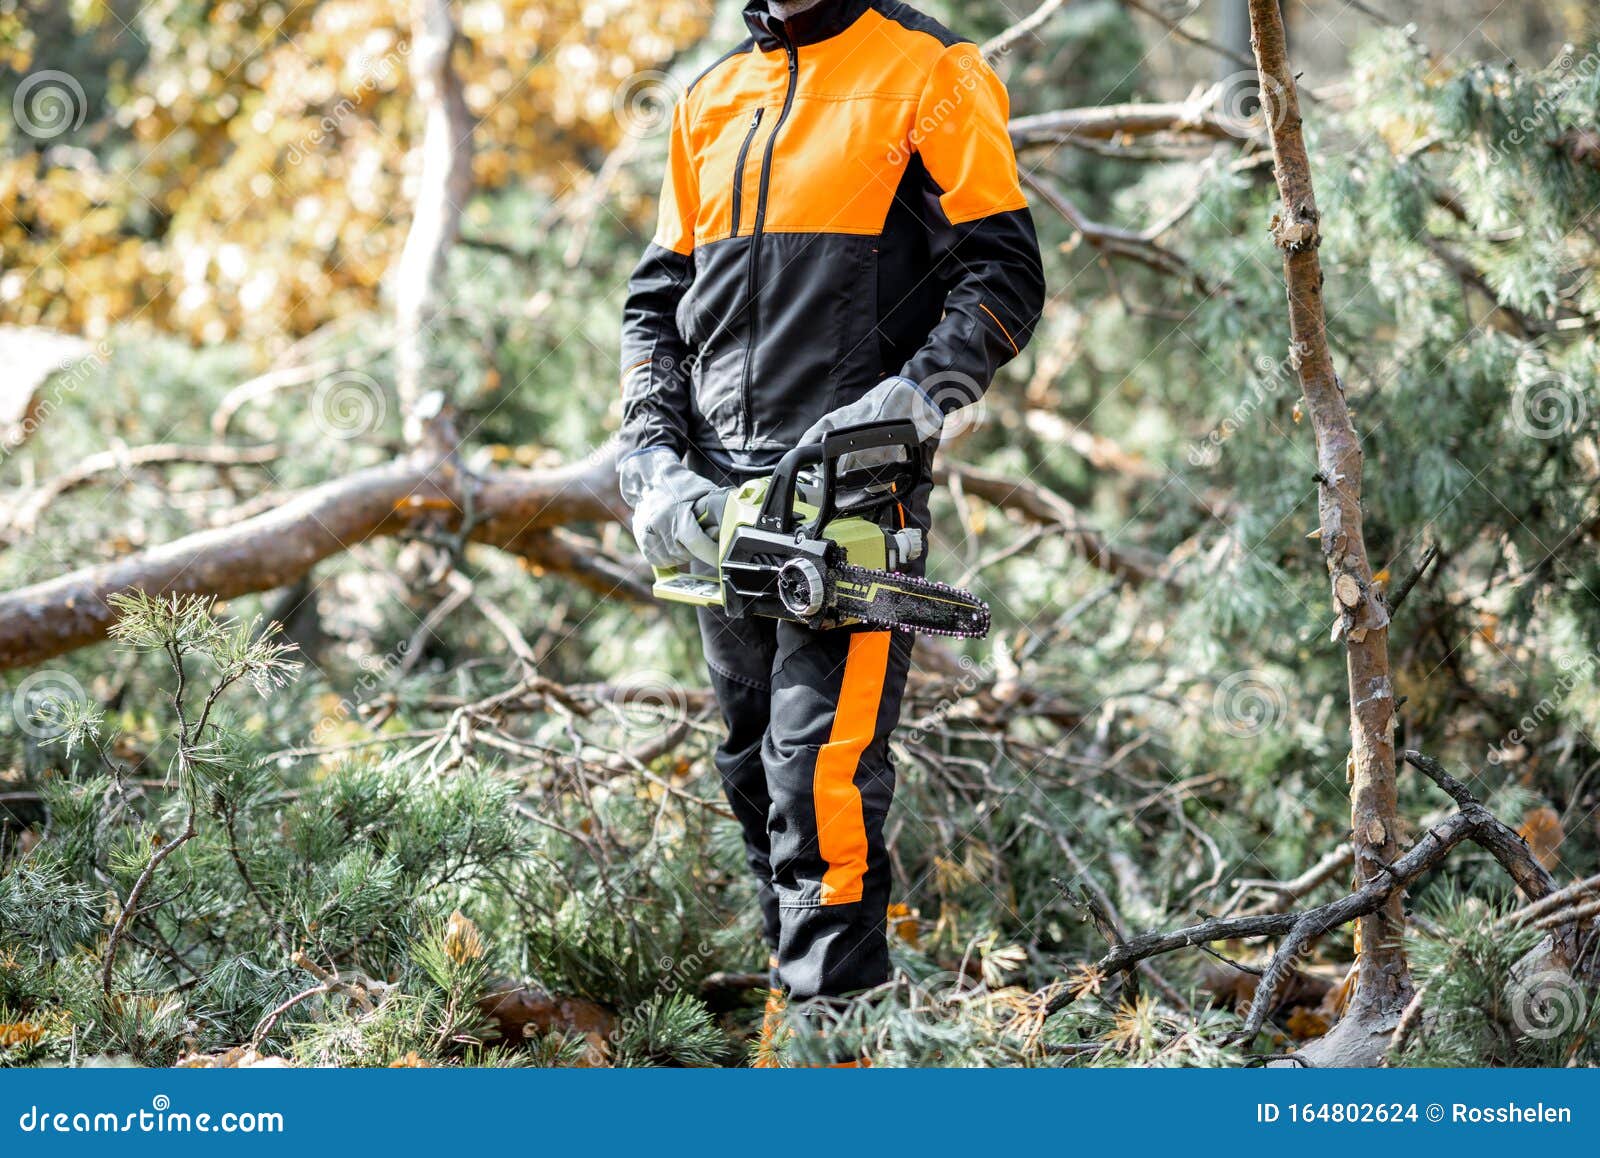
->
[0, 451, 628, 671]
[1, 432, 1159, 670]
[1008, 96, 1243, 150]
[1247, 0, 1411, 1040]
[392, 0, 474, 426]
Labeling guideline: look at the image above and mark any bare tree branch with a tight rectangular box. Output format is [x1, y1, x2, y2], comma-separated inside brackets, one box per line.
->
[392, 0, 474, 425]
[1010, 89, 1246, 151]
[0, 449, 628, 671]
[1248, 0, 1408, 1026]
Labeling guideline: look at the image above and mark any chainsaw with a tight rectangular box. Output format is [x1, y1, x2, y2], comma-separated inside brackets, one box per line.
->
[650, 421, 990, 638]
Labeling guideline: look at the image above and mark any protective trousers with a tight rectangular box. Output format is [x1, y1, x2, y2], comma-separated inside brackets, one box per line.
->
[697, 606, 914, 1002]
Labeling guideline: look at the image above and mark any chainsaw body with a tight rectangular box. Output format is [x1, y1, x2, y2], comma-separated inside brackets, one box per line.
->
[651, 421, 989, 637]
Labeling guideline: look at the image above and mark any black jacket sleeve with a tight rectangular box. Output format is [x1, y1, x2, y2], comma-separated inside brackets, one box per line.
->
[899, 44, 1045, 410]
[618, 99, 699, 461]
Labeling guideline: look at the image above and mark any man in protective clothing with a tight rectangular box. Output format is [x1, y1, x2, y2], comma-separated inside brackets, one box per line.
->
[616, 0, 1045, 1040]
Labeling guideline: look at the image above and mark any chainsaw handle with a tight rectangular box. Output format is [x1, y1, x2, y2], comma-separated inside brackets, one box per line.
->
[756, 420, 921, 535]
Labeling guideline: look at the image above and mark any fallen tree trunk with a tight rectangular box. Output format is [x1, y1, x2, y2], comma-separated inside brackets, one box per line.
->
[0, 451, 627, 671]
[2, 429, 1162, 669]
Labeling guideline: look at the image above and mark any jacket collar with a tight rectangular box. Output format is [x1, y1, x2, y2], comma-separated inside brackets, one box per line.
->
[743, 0, 872, 51]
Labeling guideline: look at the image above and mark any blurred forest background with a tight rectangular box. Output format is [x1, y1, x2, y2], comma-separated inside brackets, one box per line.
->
[2, 0, 1599, 1068]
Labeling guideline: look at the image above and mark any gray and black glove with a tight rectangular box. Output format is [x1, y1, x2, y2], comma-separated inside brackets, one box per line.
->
[797, 375, 945, 469]
[618, 447, 721, 568]
[692, 487, 730, 545]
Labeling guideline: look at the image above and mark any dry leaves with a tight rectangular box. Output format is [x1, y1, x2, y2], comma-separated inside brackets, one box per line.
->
[443, 910, 485, 964]
[1518, 807, 1564, 870]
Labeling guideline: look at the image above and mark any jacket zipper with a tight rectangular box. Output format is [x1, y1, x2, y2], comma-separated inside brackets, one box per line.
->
[729, 107, 763, 238]
[739, 33, 798, 444]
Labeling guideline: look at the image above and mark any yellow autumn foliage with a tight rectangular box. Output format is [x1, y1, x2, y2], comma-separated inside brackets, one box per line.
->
[1, 0, 707, 342]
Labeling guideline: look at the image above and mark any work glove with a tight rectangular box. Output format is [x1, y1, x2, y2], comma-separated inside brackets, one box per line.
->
[618, 447, 720, 569]
[692, 487, 730, 544]
[797, 375, 946, 469]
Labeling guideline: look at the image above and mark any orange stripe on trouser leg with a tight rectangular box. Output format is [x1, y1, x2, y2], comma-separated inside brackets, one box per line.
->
[814, 631, 891, 906]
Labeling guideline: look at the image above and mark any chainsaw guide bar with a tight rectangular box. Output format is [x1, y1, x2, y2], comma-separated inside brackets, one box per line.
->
[830, 564, 991, 638]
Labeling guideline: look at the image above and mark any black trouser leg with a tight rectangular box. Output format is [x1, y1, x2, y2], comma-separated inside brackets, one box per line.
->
[764, 623, 914, 1002]
[697, 606, 781, 951]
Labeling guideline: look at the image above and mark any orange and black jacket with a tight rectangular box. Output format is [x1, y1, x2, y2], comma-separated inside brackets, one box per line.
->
[619, 0, 1045, 472]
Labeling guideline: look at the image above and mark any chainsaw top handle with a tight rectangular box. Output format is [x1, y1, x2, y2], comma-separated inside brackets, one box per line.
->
[755, 419, 922, 537]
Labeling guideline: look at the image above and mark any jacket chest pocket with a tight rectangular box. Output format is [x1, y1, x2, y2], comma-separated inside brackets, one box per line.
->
[728, 107, 764, 239]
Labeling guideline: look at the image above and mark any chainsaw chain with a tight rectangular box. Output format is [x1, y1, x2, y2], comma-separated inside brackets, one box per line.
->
[830, 565, 992, 639]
